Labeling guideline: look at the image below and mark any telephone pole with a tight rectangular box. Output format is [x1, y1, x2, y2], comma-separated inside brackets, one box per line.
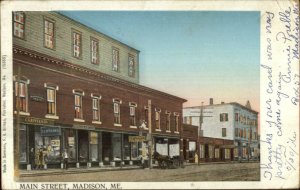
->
[148, 99, 152, 169]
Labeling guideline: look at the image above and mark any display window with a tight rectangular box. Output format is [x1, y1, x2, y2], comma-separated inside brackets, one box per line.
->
[63, 129, 76, 162]
[112, 133, 122, 161]
[90, 132, 98, 162]
[19, 125, 27, 163]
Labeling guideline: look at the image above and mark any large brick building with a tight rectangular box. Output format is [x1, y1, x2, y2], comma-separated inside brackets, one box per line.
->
[13, 12, 186, 169]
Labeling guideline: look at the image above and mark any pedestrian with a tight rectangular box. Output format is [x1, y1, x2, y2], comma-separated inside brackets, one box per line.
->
[194, 152, 199, 165]
[38, 148, 44, 169]
[29, 148, 35, 170]
[63, 149, 69, 170]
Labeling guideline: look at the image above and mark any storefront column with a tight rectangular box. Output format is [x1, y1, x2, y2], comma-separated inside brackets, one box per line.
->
[167, 139, 170, 157]
[121, 133, 124, 166]
[75, 130, 80, 168]
[87, 131, 91, 168]
[98, 132, 103, 167]
[110, 133, 115, 167]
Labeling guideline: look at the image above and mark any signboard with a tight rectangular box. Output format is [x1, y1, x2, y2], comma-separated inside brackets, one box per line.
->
[128, 136, 145, 142]
[73, 124, 95, 130]
[21, 117, 55, 125]
[40, 127, 61, 136]
[68, 137, 74, 146]
[30, 95, 45, 102]
[51, 139, 60, 146]
[90, 132, 98, 144]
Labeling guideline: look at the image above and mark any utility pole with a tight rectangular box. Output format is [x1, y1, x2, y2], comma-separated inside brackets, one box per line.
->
[197, 102, 203, 164]
[147, 99, 152, 169]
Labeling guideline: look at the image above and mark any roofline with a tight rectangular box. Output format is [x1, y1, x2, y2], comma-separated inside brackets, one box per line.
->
[184, 102, 258, 114]
[53, 11, 140, 53]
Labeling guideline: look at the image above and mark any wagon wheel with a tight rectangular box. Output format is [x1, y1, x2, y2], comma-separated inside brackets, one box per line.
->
[160, 160, 168, 169]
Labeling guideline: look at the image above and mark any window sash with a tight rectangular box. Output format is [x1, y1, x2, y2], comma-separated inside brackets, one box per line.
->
[73, 32, 81, 57]
[44, 20, 54, 48]
[129, 106, 135, 116]
[128, 56, 135, 76]
[114, 103, 119, 114]
[166, 115, 170, 131]
[112, 49, 119, 71]
[91, 40, 98, 64]
[175, 116, 179, 131]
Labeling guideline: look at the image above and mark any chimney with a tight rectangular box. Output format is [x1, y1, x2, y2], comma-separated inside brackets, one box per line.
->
[209, 98, 213, 105]
[221, 101, 225, 104]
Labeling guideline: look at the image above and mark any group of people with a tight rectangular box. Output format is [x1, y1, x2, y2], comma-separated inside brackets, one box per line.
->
[29, 147, 69, 170]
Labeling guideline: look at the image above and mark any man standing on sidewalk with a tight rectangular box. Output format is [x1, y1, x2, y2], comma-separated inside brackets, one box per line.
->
[63, 149, 68, 170]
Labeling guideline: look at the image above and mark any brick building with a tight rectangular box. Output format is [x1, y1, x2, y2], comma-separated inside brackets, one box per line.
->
[13, 12, 186, 170]
[182, 124, 234, 163]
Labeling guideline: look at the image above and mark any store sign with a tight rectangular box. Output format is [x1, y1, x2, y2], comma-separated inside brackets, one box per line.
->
[51, 139, 60, 146]
[73, 124, 95, 130]
[68, 137, 75, 146]
[128, 136, 145, 142]
[30, 95, 45, 102]
[40, 127, 61, 136]
[21, 117, 55, 125]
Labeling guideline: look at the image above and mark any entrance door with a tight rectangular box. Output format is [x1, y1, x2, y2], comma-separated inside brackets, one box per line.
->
[78, 130, 89, 163]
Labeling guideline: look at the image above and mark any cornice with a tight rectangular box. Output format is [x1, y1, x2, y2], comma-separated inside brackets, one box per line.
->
[13, 45, 187, 103]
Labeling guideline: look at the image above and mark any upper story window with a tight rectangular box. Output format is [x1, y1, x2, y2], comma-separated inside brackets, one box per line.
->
[13, 12, 25, 39]
[144, 106, 149, 128]
[220, 113, 228, 122]
[91, 94, 101, 122]
[44, 83, 59, 118]
[72, 31, 82, 58]
[91, 38, 99, 64]
[174, 112, 179, 132]
[73, 90, 84, 121]
[128, 55, 135, 77]
[155, 108, 161, 130]
[165, 111, 171, 131]
[222, 128, 227, 137]
[113, 99, 122, 125]
[14, 81, 28, 112]
[129, 102, 137, 126]
[44, 19, 54, 49]
[112, 48, 119, 72]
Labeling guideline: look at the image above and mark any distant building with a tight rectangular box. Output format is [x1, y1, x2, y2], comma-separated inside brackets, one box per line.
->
[183, 99, 259, 160]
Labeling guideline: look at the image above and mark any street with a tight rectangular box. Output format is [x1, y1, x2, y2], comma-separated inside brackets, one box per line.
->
[19, 162, 260, 182]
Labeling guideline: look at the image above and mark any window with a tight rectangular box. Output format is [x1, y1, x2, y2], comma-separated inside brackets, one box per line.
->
[113, 99, 122, 124]
[209, 145, 214, 159]
[235, 113, 239, 122]
[144, 108, 149, 126]
[235, 128, 239, 137]
[225, 149, 230, 159]
[91, 39, 99, 64]
[44, 19, 54, 49]
[112, 48, 119, 71]
[174, 113, 179, 132]
[44, 83, 58, 118]
[13, 12, 25, 38]
[129, 102, 137, 126]
[222, 128, 226, 137]
[72, 31, 81, 58]
[165, 111, 171, 131]
[91, 94, 101, 122]
[128, 55, 135, 77]
[214, 148, 220, 159]
[155, 108, 161, 130]
[220, 113, 228, 122]
[73, 90, 84, 120]
[199, 144, 205, 158]
[15, 81, 28, 112]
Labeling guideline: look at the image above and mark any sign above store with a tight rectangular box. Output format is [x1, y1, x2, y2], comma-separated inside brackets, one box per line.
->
[128, 136, 145, 142]
[41, 127, 61, 136]
[21, 117, 55, 125]
[73, 124, 95, 130]
[30, 95, 45, 102]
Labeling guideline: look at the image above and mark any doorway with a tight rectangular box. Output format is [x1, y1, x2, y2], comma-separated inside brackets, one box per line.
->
[78, 130, 89, 163]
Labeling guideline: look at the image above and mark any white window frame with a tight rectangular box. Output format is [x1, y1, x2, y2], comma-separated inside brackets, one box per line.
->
[129, 102, 137, 127]
[112, 48, 119, 71]
[155, 108, 161, 131]
[13, 76, 30, 115]
[113, 98, 122, 126]
[72, 31, 81, 58]
[165, 111, 171, 132]
[44, 19, 55, 49]
[91, 38, 99, 64]
[13, 12, 25, 39]
[174, 112, 180, 133]
[73, 90, 85, 122]
[44, 83, 59, 119]
[128, 55, 135, 77]
[91, 94, 102, 124]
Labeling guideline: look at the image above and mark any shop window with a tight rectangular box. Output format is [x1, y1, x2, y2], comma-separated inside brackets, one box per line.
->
[131, 142, 139, 160]
[129, 102, 137, 126]
[72, 31, 82, 58]
[165, 111, 171, 131]
[199, 144, 205, 159]
[220, 113, 228, 122]
[225, 149, 230, 159]
[214, 148, 220, 159]
[209, 145, 214, 159]
[128, 55, 135, 77]
[63, 129, 76, 162]
[91, 94, 101, 123]
[155, 108, 161, 130]
[19, 125, 27, 163]
[73, 90, 84, 121]
[222, 128, 226, 137]
[13, 12, 25, 39]
[112, 48, 119, 71]
[234, 148, 238, 158]
[174, 113, 179, 132]
[90, 132, 98, 162]
[44, 19, 54, 49]
[91, 38, 99, 64]
[113, 99, 122, 125]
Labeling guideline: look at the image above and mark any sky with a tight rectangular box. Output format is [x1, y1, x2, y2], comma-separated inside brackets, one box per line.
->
[61, 11, 260, 112]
